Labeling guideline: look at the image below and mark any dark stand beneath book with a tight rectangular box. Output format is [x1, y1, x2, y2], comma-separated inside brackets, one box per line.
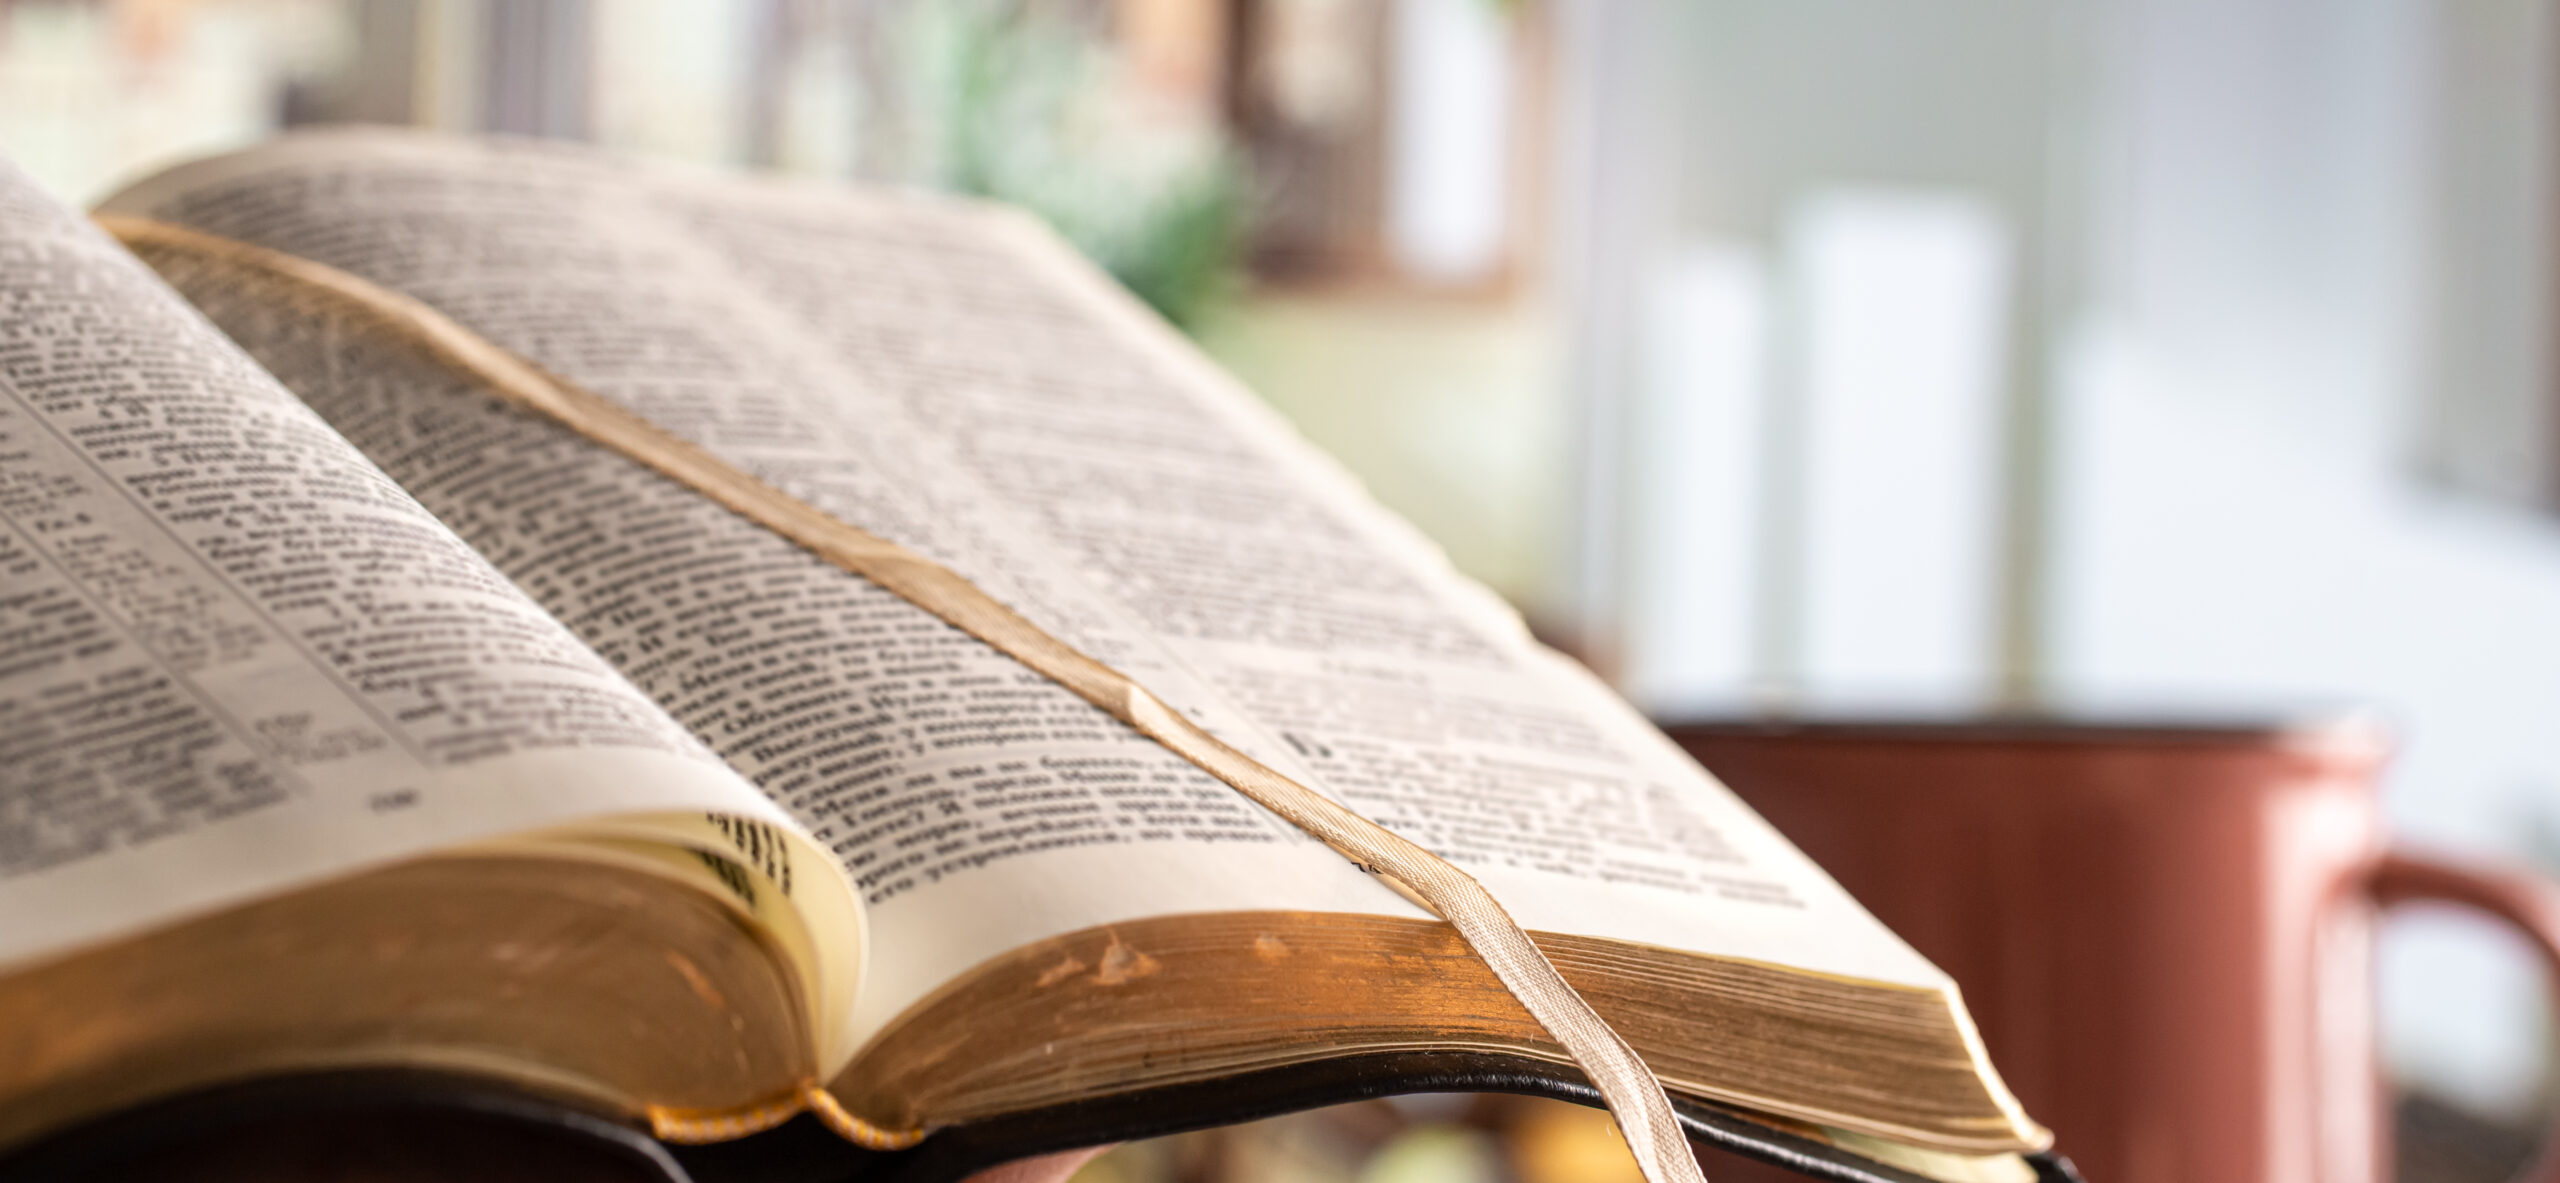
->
[0, 1062, 2083, 1183]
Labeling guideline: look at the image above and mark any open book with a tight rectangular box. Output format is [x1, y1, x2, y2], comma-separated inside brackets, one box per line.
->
[0, 129, 2049, 1183]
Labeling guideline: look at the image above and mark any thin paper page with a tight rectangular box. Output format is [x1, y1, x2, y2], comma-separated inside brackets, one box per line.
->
[0, 158, 809, 969]
[102, 131, 1945, 1019]
[106, 134, 1431, 1046]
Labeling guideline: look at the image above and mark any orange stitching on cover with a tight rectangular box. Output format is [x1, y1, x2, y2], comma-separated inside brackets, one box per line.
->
[802, 1084, 930, 1150]
[644, 1082, 926, 1148]
[646, 1092, 808, 1144]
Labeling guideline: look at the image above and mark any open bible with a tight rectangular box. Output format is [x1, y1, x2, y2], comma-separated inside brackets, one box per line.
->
[0, 129, 2051, 1183]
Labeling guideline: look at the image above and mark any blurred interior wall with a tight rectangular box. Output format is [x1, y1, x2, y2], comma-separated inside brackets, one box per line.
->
[1574, 0, 2076, 706]
[0, 0, 332, 202]
[2056, 0, 2560, 1115]
[2421, 0, 2555, 507]
[1571, 0, 2560, 1116]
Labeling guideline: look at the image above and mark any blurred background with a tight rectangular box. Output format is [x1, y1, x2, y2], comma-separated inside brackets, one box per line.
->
[7, 0, 2560, 1178]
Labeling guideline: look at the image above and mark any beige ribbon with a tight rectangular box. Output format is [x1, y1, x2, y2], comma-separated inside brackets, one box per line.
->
[102, 215, 1709, 1183]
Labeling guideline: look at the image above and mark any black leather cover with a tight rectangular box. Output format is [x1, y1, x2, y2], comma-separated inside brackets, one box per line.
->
[0, 1059, 2083, 1183]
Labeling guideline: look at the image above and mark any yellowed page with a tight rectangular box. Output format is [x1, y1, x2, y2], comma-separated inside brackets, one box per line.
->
[0, 158, 857, 1056]
[100, 129, 1946, 1026]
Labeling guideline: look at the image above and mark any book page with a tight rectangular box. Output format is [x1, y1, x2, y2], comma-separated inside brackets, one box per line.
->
[104, 131, 1945, 1041]
[0, 158, 817, 971]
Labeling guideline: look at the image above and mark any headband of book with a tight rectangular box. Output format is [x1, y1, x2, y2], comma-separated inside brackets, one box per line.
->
[97, 215, 1710, 1183]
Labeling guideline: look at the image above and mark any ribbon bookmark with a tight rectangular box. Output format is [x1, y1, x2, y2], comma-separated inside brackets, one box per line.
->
[103, 216, 1711, 1183]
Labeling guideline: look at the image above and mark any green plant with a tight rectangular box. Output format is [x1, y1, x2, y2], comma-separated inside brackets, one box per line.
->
[903, 0, 1245, 332]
